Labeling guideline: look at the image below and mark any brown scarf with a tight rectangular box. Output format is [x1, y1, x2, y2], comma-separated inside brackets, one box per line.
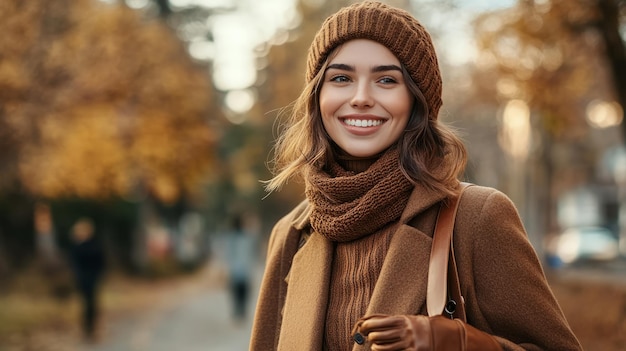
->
[305, 147, 413, 242]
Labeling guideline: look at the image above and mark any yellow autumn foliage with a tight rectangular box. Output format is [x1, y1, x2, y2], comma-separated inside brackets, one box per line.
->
[0, 0, 221, 202]
[472, 0, 615, 140]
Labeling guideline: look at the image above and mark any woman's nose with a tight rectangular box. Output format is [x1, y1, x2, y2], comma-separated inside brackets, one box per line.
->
[350, 82, 374, 108]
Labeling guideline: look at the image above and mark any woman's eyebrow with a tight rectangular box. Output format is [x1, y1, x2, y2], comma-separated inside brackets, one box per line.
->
[326, 63, 402, 73]
[327, 63, 354, 71]
[371, 64, 402, 73]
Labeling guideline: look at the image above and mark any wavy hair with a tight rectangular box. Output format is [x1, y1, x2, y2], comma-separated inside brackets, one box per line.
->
[265, 54, 467, 196]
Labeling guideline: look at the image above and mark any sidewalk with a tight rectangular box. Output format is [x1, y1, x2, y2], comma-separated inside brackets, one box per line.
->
[79, 261, 262, 351]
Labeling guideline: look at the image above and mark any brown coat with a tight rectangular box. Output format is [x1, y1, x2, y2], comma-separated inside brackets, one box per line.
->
[250, 185, 582, 351]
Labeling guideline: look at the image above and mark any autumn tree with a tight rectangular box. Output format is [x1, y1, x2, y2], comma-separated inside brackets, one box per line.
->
[0, 0, 221, 270]
[470, 0, 625, 238]
[472, 0, 625, 140]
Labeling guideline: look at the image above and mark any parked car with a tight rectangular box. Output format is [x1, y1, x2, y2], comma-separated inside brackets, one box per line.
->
[546, 226, 619, 267]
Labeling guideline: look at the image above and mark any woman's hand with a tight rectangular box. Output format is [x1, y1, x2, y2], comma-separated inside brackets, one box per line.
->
[352, 314, 502, 351]
[354, 314, 430, 351]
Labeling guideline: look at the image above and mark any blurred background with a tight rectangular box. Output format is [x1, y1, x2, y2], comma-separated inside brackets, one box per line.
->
[0, 0, 625, 350]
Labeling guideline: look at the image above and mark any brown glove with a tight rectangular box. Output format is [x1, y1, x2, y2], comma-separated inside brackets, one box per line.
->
[352, 314, 502, 351]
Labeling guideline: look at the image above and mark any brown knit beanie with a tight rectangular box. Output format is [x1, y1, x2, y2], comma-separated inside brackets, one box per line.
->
[306, 1, 442, 120]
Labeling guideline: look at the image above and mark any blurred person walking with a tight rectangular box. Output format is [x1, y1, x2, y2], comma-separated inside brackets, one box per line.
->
[225, 214, 257, 326]
[35, 202, 73, 300]
[69, 217, 106, 342]
[251, 2, 582, 350]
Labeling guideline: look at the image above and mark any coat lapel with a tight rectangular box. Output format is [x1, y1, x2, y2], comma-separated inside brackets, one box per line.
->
[364, 184, 446, 318]
[278, 231, 332, 351]
[365, 223, 432, 316]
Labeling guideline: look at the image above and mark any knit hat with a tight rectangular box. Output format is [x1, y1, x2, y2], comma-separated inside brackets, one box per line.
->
[306, 1, 442, 120]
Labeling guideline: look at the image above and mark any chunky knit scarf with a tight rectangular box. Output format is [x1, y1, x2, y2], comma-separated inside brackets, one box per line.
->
[305, 148, 413, 242]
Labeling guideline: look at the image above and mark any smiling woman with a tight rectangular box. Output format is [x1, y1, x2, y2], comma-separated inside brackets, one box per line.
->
[251, 2, 582, 351]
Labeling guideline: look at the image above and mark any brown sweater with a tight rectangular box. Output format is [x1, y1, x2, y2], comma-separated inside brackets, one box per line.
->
[324, 223, 396, 350]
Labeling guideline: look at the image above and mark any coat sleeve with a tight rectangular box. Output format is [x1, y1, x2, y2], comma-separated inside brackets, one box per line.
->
[249, 207, 304, 351]
[455, 186, 582, 351]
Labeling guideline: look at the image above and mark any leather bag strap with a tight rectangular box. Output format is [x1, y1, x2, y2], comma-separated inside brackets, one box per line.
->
[427, 182, 471, 320]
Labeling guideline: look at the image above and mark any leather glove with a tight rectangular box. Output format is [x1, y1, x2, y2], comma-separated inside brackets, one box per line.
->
[352, 314, 502, 351]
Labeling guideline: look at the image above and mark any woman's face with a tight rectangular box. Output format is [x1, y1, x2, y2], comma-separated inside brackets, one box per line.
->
[319, 39, 413, 158]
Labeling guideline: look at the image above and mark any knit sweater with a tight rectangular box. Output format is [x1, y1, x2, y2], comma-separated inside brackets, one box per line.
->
[324, 223, 397, 350]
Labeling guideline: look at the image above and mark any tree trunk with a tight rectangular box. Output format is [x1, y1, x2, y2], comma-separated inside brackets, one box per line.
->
[596, 0, 626, 141]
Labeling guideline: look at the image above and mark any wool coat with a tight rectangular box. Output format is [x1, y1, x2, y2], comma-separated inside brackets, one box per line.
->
[249, 184, 582, 351]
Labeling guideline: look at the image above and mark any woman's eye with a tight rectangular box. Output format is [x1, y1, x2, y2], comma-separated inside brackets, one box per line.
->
[329, 75, 350, 83]
[378, 77, 397, 84]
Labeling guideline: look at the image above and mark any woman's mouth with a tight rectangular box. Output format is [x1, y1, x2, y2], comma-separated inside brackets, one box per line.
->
[342, 118, 384, 127]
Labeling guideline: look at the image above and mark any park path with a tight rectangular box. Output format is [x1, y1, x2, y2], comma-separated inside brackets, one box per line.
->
[77, 262, 262, 351]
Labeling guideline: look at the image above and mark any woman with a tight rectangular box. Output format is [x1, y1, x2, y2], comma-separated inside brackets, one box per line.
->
[250, 1, 581, 350]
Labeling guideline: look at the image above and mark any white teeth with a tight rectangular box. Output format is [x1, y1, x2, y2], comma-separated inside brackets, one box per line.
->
[344, 119, 383, 127]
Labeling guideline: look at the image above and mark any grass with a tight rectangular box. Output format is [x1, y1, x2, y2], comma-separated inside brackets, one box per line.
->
[549, 274, 626, 351]
[0, 294, 78, 335]
[0, 267, 75, 330]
